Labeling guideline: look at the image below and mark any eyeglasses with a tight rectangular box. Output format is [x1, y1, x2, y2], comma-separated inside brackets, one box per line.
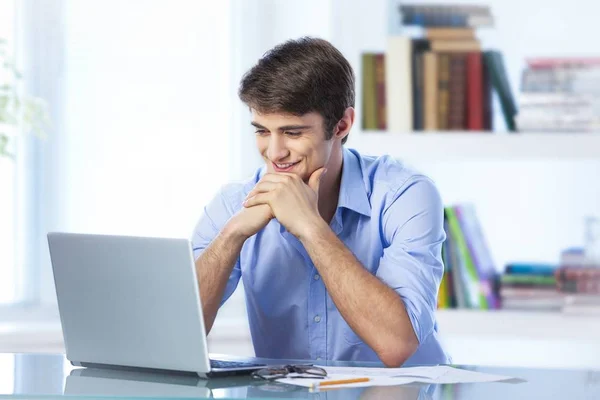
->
[251, 364, 327, 381]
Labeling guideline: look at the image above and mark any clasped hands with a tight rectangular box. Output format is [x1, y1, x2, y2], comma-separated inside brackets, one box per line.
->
[242, 167, 327, 239]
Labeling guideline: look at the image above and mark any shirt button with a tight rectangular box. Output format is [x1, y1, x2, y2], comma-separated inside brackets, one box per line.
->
[314, 274, 320, 281]
[314, 315, 321, 323]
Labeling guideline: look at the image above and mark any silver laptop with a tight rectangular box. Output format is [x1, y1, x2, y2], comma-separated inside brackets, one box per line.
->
[47, 232, 267, 378]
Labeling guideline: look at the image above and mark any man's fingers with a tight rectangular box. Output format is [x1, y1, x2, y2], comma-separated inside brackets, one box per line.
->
[246, 181, 278, 200]
[308, 167, 327, 193]
[243, 193, 270, 208]
[260, 173, 295, 183]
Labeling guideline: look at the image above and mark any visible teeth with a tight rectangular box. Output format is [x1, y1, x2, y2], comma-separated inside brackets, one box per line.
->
[276, 162, 296, 168]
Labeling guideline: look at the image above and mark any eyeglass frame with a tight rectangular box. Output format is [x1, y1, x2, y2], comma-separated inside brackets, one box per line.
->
[251, 364, 327, 381]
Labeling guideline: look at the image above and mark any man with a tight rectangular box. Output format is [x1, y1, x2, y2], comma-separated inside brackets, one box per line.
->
[193, 37, 449, 367]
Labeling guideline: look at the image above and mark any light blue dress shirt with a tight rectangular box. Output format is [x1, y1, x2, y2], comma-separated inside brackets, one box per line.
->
[192, 147, 450, 366]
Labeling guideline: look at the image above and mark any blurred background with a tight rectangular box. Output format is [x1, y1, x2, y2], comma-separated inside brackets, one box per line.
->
[1, 0, 599, 372]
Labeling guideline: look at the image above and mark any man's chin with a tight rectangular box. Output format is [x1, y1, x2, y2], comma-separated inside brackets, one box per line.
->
[266, 167, 308, 181]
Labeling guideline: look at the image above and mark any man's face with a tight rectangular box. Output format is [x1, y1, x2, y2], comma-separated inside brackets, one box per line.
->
[252, 111, 336, 182]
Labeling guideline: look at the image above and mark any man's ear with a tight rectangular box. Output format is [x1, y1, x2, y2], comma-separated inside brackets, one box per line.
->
[333, 107, 355, 141]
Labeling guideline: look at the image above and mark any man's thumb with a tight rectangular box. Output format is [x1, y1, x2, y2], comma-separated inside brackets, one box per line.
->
[308, 167, 327, 192]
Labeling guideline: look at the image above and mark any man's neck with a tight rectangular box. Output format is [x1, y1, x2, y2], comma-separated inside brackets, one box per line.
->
[318, 148, 344, 223]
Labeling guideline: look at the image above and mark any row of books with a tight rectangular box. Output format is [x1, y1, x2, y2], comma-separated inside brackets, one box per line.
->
[438, 203, 500, 310]
[362, 3, 517, 133]
[499, 263, 563, 311]
[499, 261, 600, 314]
[437, 207, 600, 312]
[517, 58, 600, 132]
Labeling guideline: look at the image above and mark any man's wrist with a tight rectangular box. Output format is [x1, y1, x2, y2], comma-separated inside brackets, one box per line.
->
[296, 216, 331, 242]
[221, 220, 250, 246]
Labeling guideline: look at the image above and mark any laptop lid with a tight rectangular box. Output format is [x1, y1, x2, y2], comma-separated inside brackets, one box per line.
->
[48, 232, 212, 375]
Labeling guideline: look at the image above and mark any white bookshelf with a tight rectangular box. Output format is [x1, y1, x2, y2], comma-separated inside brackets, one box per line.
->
[346, 132, 600, 161]
[436, 309, 600, 370]
[207, 309, 600, 369]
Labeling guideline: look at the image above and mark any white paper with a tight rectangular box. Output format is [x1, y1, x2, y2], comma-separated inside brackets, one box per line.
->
[319, 365, 514, 383]
[276, 365, 515, 389]
[276, 373, 418, 389]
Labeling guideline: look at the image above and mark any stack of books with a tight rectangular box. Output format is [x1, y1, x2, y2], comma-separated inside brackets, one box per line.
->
[497, 249, 600, 314]
[499, 263, 563, 311]
[362, 3, 517, 132]
[517, 58, 600, 132]
[556, 248, 600, 315]
[438, 203, 500, 310]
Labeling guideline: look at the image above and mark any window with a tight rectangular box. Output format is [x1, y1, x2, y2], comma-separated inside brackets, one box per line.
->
[0, 0, 17, 304]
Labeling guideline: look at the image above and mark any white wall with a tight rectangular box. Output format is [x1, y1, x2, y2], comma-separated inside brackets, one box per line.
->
[25, 0, 233, 307]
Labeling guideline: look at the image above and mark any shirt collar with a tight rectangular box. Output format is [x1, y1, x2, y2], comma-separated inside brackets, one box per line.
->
[336, 147, 371, 217]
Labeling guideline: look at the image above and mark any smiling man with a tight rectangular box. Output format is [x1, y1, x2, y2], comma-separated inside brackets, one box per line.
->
[192, 37, 450, 367]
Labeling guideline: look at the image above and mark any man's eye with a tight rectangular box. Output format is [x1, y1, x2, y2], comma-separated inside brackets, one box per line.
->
[255, 129, 268, 135]
[285, 131, 301, 136]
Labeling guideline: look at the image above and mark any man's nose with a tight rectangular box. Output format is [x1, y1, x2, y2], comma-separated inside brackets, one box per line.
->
[266, 134, 289, 161]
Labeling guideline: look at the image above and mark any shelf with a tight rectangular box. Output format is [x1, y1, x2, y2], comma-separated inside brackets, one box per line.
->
[346, 132, 600, 161]
[436, 309, 600, 341]
[436, 309, 600, 369]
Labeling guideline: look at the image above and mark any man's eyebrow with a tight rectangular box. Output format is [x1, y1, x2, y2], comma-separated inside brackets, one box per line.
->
[250, 122, 312, 131]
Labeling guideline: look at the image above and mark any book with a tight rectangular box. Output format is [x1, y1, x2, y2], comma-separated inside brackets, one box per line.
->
[454, 204, 499, 308]
[445, 207, 486, 309]
[385, 36, 413, 132]
[482, 53, 493, 130]
[447, 53, 467, 130]
[361, 53, 378, 130]
[430, 40, 481, 53]
[423, 52, 438, 130]
[374, 54, 387, 130]
[505, 262, 558, 276]
[444, 219, 467, 308]
[483, 50, 517, 131]
[466, 52, 484, 130]
[437, 54, 451, 130]
[412, 39, 431, 130]
[501, 274, 557, 287]
[399, 4, 494, 28]
[556, 266, 600, 294]
[526, 57, 600, 69]
[426, 27, 475, 40]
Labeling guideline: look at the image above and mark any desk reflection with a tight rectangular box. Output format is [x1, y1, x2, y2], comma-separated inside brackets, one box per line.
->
[64, 367, 438, 399]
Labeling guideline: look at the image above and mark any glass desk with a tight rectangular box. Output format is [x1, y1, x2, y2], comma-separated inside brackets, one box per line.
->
[0, 353, 598, 399]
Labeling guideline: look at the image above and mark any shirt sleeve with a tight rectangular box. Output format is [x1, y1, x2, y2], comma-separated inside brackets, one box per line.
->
[191, 186, 242, 307]
[375, 177, 446, 344]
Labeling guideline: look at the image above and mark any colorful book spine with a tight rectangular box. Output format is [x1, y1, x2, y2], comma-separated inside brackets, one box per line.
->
[483, 50, 517, 131]
[447, 53, 467, 130]
[399, 5, 494, 28]
[437, 54, 450, 130]
[412, 39, 430, 130]
[361, 53, 378, 130]
[466, 52, 484, 130]
[423, 52, 439, 131]
[445, 207, 486, 309]
[556, 266, 600, 294]
[505, 262, 558, 276]
[374, 54, 387, 130]
[454, 204, 499, 308]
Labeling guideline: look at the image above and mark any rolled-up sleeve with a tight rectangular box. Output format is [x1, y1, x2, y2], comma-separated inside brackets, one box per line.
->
[191, 186, 242, 306]
[375, 177, 446, 344]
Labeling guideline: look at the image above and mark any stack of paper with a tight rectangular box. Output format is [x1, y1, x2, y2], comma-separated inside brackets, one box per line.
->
[276, 365, 517, 390]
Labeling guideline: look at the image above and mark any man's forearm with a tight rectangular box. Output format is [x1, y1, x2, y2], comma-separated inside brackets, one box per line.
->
[299, 222, 419, 367]
[195, 226, 245, 334]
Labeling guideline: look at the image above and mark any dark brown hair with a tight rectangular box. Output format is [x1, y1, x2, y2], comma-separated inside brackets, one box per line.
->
[238, 37, 355, 144]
